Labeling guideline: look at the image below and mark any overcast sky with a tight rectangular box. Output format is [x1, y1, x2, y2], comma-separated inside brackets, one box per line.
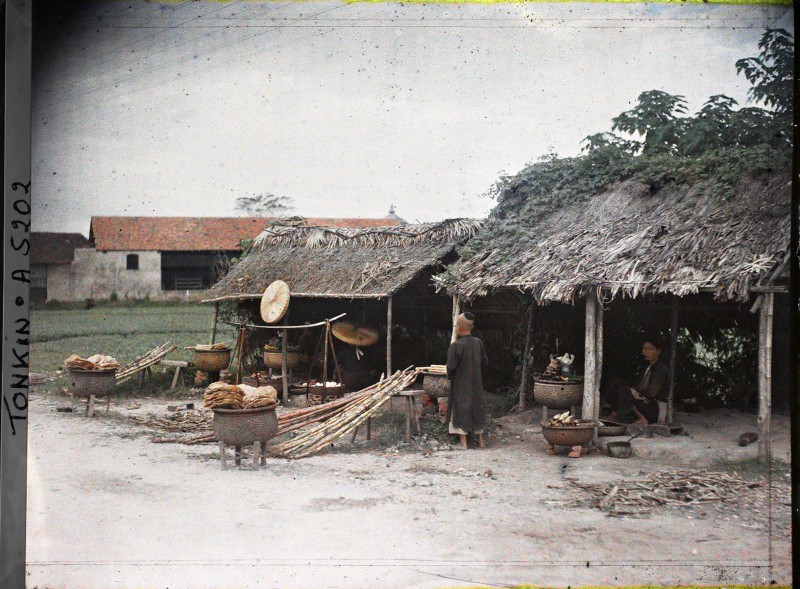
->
[32, 1, 793, 235]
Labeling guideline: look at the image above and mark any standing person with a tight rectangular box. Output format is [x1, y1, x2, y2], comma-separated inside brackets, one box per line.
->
[446, 312, 488, 450]
[603, 336, 669, 425]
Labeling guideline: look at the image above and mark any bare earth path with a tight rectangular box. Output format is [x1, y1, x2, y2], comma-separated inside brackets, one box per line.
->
[26, 392, 791, 589]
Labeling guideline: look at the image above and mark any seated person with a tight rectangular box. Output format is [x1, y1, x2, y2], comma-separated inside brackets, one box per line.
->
[602, 337, 668, 425]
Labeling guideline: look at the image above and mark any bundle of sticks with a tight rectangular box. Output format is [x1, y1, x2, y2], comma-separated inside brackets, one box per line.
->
[131, 410, 213, 434]
[569, 470, 759, 516]
[192, 343, 230, 352]
[425, 364, 447, 375]
[116, 342, 177, 383]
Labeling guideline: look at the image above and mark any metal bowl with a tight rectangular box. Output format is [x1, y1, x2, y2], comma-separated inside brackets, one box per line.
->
[533, 380, 584, 409]
[606, 441, 632, 458]
[540, 420, 595, 447]
[194, 349, 231, 372]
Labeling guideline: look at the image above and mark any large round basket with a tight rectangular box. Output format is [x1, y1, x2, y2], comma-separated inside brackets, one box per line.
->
[212, 405, 279, 446]
[533, 379, 584, 409]
[540, 421, 595, 447]
[194, 349, 231, 372]
[68, 369, 116, 398]
[263, 351, 301, 370]
[422, 373, 450, 399]
[307, 384, 345, 406]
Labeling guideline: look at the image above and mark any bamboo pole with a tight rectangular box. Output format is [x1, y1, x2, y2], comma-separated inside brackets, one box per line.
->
[668, 297, 678, 424]
[386, 295, 393, 377]
[595, 293, 604, 423]
[281, 314, 289, 404]
[519, 303, 534, 412]
[757, 293, 773, 464]
[235, 324, 246, 385]
[322, 321, 330, 384]
[210, 302, 219, 344]
[451, 295, 460, 343]
[582, 292, 597, 426]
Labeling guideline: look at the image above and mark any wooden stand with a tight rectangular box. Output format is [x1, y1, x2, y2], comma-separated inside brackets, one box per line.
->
[395, 389, 424, 442]
[219, 440, 267, 470]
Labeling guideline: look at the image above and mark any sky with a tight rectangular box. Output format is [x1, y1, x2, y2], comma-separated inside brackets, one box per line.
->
[31, 1, 793, 235]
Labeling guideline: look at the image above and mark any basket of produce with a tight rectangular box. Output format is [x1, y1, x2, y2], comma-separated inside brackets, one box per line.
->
[64, 354, 120, 398]
[263, 340, 301, 369]
[306, 382, 345, 406]
[532, 378, 583, 409]
[204, 382, 280, 446]
[540, 412, 596, 447]
[193, 343, 231, 372]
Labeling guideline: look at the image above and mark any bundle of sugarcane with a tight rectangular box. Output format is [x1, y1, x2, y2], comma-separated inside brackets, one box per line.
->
[116, 342, 176, 383]
[268, 367, 422, 459]
[203, 382, 245, 409]
[425, 364, 447, 375]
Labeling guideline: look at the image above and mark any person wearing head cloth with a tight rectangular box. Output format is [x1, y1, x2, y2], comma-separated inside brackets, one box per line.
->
[446, 311, 488, 450]
[602, 336, 669, 425]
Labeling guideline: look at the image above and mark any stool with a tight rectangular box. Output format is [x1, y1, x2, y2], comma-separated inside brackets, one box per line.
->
[219, 440, 267, 470]
[394, 389, 425, 443]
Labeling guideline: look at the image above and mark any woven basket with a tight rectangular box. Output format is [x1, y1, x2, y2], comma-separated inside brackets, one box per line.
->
[263, 351, 301, 369]
[532, 379, 583, 409]
[194, 349, 231, 372]
[422, 373, 450, 399]
[212, 404, 279, 446]
[307, 384, 345, 406]
[68, 369, 117, 398]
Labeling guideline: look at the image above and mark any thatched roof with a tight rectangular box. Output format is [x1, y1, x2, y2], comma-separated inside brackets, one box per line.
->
[447, 172, 789, 303]
[204, 219, 482, 302]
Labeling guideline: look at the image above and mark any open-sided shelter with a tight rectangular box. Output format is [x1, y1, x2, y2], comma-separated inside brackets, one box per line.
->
[445, 172, 790, 461]
[203, 218, 483, 379]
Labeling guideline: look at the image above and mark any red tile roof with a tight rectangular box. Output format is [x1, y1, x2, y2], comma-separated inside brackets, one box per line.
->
[89, 216, 403, 252]
[31, 232, 91, 265]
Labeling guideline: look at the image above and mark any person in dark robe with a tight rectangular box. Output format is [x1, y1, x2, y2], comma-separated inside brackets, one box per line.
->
[602, 337, 669, 425]
[446, 311, 488, 450]
[336, 344, 377, 393]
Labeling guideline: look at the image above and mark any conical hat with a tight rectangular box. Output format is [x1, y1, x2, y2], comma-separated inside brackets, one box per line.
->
[260, 280, 290, 324]
[331, 320, 379, 347]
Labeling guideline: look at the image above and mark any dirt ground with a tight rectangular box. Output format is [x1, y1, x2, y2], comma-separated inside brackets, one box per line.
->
[26, 388, 791, 589]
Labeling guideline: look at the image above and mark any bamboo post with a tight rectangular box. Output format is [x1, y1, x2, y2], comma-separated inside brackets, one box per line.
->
[322, 321, 330, 384]
[281, 314, 289, 404]
[595, 293, 604, 423]
[210, 302, 219, 344]
[582, 292, 597, 427]
[668, 297, 678, 425]
[519, 303, 534, 412]
[386, 295, 393, 377]
[235, 324, 246, 385]
[451, 295, 460, 343]
[757, 293, 774, 464]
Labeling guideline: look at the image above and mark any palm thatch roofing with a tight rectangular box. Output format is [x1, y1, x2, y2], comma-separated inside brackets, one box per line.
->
[203, 219, 482, 302]
[446, 172, 789, 303]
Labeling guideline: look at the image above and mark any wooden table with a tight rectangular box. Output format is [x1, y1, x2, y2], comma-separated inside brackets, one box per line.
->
[394, 389, 425, 443]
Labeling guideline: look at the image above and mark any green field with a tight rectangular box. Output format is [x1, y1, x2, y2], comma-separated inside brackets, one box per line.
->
[30, 303, 238, 394]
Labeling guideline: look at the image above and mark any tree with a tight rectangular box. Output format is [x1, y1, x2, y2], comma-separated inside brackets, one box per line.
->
[235, 193, 293, 216]
[678, 95, 738, 156]
[611, 90, 688, 155]
[736, 28, 793, 115]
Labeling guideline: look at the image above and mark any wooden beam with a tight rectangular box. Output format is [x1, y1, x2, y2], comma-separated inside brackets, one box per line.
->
[518, 304, 534, 412]
[210, 302, 219, 344]
[758, 293, 774, 464]
[281, 313, 289, 404]
[451, 295, 461, 344]
[668, 298, 678, 425]
[595, 295, 604, 423]
[386, 295, 393, 377]
[582, 293, 597, 427]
